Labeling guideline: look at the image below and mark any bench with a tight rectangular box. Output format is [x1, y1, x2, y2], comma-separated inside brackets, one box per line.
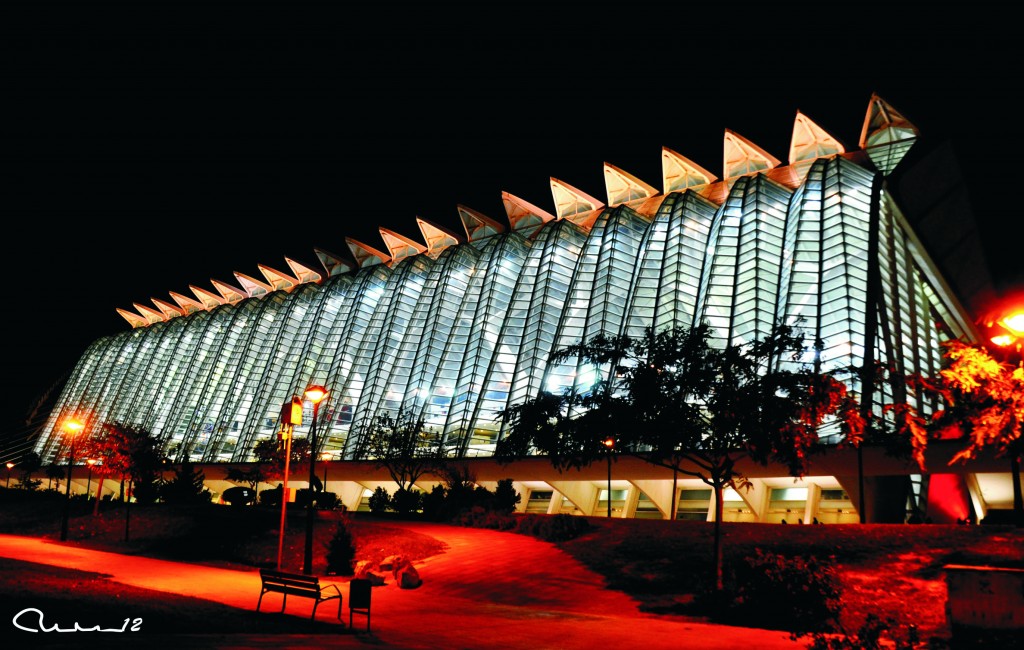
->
[257, 568, 343, 622]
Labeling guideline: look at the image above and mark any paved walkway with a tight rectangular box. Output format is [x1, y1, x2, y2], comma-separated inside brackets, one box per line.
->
[0, 522, 807, 649]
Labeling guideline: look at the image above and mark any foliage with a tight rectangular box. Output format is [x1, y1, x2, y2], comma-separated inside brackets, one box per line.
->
[514, 513, 591, 542]
[901, 339, 1023, 469]
[324, 517, 356, 576]
[726, 549, 842, 634]
[357, 407, 448, 492]
[162, 459, 211, 505]
[221, 485, 256, 506]
[802, 614, 920, 650]
[81, 422, 162, 504]
[44, 464, 65, 490]
[897, 339, 1024, 524]
[497, 322, 859, 588]
[225, 465, 269, 493]
[16, 452, 42, 488]
[391, 487, 422, 515]
[251, 436, 311, 483]
[493, 478, 521, 514]
[368, 486, 391, 514]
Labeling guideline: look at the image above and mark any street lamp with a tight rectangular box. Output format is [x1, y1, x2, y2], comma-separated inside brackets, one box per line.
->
[277, 395, 302, 571]
[5, 462, 13, 489]
[85, 459, 96, 502]
[303, 384, 329, 575]
[603, 437, 615, 518]
[59, 418, 85, 541]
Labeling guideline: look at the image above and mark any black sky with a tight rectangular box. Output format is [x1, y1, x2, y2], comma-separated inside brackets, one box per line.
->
[4, 3, 1023, 445]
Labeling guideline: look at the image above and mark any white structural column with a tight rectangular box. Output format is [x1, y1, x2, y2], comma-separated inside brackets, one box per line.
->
[804, 483, 822, 524]
[548, 480, 598, 516]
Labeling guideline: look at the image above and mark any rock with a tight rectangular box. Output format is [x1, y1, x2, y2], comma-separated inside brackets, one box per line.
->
[395, 564, 421, 589]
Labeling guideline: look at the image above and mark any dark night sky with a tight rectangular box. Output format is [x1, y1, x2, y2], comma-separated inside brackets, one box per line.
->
[4, 3, 1023, 448]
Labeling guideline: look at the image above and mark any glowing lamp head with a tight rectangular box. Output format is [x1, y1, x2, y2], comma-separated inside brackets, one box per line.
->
[991, 334, 1016, 348]
[86, 459, 97, 467]
[64, 419, 85, 435]
[304, 385, 329, 404]
[321, 451, 331, 461]
[602, 437, 615, 449]
[1003, 311, 1024, 337]
[5, 462, 13, 470]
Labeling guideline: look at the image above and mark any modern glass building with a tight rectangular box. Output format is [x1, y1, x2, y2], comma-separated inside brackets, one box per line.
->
[32, 95, 1008, 523]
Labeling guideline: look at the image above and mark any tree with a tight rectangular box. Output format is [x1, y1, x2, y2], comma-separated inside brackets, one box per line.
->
[44, 463, 65, 491]
[498, 323, 858, 591]
[252, 436, 312, 483]
[162, 458, 212, 505]
[15, 451, 43, 490]
[81, 422, 161, 504]
[357, 407, 449, 511]
[895, 339, 1023, 525]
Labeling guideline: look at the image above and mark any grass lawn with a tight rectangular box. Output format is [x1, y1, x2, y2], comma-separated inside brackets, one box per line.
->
[2, 489, 1022, 646]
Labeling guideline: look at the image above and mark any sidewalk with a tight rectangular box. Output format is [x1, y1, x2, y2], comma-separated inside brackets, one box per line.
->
[0, 522, 808, 649]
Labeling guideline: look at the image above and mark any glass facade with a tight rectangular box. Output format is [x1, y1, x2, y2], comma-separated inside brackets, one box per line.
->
[35, 96, 976, 472]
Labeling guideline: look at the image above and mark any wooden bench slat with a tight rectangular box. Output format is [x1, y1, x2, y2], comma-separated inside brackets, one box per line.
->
[256, 568, 343, 624]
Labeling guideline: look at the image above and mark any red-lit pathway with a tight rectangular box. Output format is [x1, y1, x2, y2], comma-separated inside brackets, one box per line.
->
[0, 523, 807, 649]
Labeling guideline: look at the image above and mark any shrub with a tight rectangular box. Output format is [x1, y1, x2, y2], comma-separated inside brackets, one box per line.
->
[391, 488, 422, 515]
[221, 486, 256, 506]
[258, 485, 282, 507]
[324, 517, 357, 576]
[492, 478, 521, 513]
[420, 484, 448, 521]
[804, 614, 920, 650]
[515, 513, 590, 542]
[368, 486, 391, 514]
[727, 548, 841, 635]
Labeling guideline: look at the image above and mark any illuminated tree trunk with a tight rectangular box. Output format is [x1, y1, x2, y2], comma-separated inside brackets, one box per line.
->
[712, 480, 724, 592]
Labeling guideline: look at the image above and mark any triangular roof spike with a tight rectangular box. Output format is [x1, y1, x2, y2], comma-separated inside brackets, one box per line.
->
[604, 162, 659, 207]
[416, 217, 462, 258]
[258, 264, 300, 292]
[190, 284, 225, 309]
[859, 93, 920, 149]
[379, 227, 427, 263]
[345, 237, 391, 269]
[210, 278, 247, 304]
[169, 291, 206, 315]
[314, 248, 353, 278]
[789, 111, 846, 164]
[133, 302, 166, 324]
[549, 177, 605, 220]
[151, 297, 184, 319]
[117, 307, 149, 328]
[662, 147, 718, 193]
[502, 191, 555, 235]
[457, 204, 505, 242]
[723, 129, 782, 180]
[284, 257, 323, 284]
[168, 291, 205, 315]
[234, 271, 274, 297]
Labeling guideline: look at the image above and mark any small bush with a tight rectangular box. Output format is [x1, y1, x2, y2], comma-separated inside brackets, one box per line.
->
[391, 488, 422, 515]
[727, 549, 841, 634]
[804, 614, 920, 650]
[368, 486, 391, 514]
[515, 513, 590, 542]
[324, 517, 357, 576]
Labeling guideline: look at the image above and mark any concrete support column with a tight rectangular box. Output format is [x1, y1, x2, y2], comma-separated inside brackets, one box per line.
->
[804, 483, 821, 524]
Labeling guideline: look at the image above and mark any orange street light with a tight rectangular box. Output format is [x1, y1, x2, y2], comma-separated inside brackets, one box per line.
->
[85, 459, 97, 502]
[5, 461, 13, 489]
[60, 418, 85, 541]
[277, 395, 303, 571]
[302, 384, 329, 575]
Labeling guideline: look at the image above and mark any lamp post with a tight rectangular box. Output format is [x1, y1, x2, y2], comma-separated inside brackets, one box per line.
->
[277, 396, 302, 571]
[603, 437, 615, 518]
[85, 459, 96, 502]
[5, 462, 13, 489]
[59, 418, 85, 541]
[303, 385, 328, 575]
